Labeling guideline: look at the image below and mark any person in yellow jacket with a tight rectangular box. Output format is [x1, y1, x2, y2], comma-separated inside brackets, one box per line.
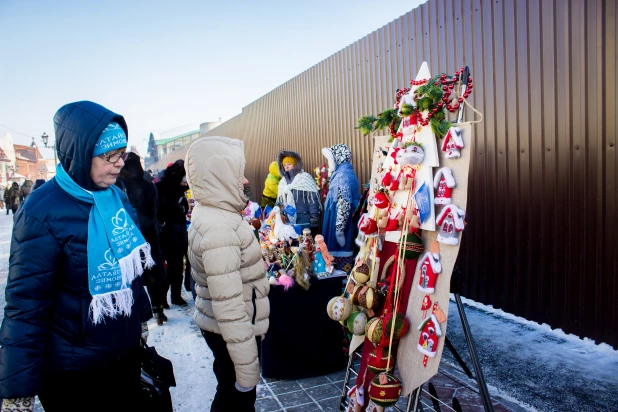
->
[260, 160, 280, 208]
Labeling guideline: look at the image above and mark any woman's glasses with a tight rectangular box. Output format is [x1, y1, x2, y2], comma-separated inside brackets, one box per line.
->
[101, 151, 129, 163]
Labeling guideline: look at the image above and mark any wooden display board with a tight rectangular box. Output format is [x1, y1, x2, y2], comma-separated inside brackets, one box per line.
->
[397, 121, 474, 395]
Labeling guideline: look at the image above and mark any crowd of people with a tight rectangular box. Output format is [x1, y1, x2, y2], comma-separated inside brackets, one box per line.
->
[0, 100, 360, 412]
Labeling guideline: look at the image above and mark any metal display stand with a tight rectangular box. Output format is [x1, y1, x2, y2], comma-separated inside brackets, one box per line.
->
[338, 266, 494, 412]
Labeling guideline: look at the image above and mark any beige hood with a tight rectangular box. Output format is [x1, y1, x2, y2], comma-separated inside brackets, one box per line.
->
[185, 136, 248, 212]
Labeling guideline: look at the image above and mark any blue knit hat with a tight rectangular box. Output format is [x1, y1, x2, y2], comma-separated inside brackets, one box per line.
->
[92, 121, 127, 157]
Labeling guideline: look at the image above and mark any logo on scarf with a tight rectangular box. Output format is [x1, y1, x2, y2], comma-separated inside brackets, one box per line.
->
[93, 249, 122, 292]
[111, 208, 128, 235]
[108, 208, 140, 253]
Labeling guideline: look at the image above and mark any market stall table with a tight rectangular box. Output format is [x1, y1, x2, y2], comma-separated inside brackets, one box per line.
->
[261, 274, 348, 380]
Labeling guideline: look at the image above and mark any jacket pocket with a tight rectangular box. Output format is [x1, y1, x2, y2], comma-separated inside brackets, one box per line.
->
[251, 288, 257, 325]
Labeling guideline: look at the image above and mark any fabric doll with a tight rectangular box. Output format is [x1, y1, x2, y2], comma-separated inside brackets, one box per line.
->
[276, 150, 321, 231]
[321, 144, 360, 268]
[313, 234, 334, 276]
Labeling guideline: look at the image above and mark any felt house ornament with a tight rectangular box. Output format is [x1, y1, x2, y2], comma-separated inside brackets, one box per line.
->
[441, 126, 464, 158]
[435, 204, 466, 245]
[417, 313, 443, 357]
[433, 167, 456, 205]
[416, 252, 442, 294]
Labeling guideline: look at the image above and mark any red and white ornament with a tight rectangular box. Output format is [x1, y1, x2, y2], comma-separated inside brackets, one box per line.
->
[441, 126, 464, 158]
[435, 204, 466, 245]
[433, 167, 456, 205]
[417, 313, 443, 358]
[416, 252, 442, 294]
[396, 143, 424, 167]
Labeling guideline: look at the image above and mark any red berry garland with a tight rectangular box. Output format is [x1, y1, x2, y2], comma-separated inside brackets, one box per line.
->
[356, 66, 474, 138]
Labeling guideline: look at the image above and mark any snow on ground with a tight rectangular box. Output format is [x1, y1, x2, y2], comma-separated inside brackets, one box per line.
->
[145, 293, 218, 411]
[2, 211, 616, 411]
[445, 296, 618, 412]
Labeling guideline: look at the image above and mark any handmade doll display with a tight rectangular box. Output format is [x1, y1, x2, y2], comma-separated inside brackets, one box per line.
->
[321, 144, 360, 271]
[313, 234, 334, 276]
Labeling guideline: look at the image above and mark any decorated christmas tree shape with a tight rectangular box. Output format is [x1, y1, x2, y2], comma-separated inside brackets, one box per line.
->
[435, 204, 466, 245]
[415, 251, 442, 293]
[433, 167, 456, 205]
[441, 126, 464, 158]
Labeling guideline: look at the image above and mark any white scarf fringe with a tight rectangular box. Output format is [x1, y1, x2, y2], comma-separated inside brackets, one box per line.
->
[90, 288, 134, 325]
[118, 242, 155, 286]
[90, 243, 154, 325]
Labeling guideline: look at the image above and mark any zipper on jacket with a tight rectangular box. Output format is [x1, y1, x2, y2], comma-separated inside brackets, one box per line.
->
[251, 288, 257, 325]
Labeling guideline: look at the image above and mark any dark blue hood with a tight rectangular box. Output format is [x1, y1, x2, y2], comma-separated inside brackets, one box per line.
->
[53, 101, 128, 191]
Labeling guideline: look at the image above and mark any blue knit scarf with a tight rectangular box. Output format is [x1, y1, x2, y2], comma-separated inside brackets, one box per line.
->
[56, 164, 154, 324]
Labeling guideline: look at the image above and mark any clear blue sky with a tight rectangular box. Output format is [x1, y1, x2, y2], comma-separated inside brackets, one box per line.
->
[0, 0, 425, 155]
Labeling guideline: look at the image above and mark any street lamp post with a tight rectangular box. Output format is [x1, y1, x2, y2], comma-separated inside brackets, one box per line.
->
[41, 132, 57, 175]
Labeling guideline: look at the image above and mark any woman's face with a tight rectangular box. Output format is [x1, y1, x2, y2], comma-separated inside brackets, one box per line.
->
[283, 162, 294, 172]
[90, 149, 126, 188]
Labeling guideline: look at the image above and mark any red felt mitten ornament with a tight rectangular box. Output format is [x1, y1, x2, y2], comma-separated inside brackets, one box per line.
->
[381, 168, 393, 186]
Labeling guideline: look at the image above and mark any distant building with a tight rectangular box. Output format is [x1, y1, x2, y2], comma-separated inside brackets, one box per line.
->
[14, 143, 46, 181]
[144, 121, 221, 172]
[0, 131, 17, 186]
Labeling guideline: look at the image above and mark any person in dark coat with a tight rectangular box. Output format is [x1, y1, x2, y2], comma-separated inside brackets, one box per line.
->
[32, 178, 46, 191]
[19, 179, 33, 202]
[6, 182, 20, 214]
[0, 101, 153, 412]
[143, 169, 154, 182]
[116, 152, 168, 325]
[156, 160, 190, 306]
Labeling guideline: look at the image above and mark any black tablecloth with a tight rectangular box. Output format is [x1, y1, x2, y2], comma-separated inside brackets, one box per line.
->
[261, 276, 348, 380]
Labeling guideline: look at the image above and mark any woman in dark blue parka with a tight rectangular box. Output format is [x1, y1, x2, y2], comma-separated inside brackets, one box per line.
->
[0, 101, 154, 412]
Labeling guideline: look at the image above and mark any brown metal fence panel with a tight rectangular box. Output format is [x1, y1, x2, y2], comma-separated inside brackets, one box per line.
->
[198, 0, 616, 347]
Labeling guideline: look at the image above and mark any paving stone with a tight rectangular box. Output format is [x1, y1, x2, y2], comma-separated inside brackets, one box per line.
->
[267, 379, 302, 395]
[318, 396, 343, 411]
[254, 396, 283, 412]
[325, 368, 347, 383]
[286, 402, 324, 411]
[305, 383, 342, 401]
[256, 384, 272, 399]
[297, 375, 332, 388]
[276, 390, 314, 408]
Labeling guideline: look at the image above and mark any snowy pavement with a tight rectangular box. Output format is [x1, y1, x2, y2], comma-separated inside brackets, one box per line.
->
[1, 210, 617, 411]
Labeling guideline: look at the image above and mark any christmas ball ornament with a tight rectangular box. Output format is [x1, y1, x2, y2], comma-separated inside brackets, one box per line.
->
[352, 284, 384, 310]
[346, 311, 368, 336]
[327, 296, 352, 322]
[352, 262, 371, 284]
[402, 231, 424, 260]
[365, 317, 384, 344]
[367, 347, 394, 374]
[383, 312, 410, 341]
[373, 190, 390, 209]
[368, 372, 402, 407]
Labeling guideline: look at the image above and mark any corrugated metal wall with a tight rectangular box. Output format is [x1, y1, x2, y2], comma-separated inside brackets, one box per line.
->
[201, 0, 617, 347]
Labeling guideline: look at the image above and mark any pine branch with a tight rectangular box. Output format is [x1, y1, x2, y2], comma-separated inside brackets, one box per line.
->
[355, 115, 378, 135]
[399, 103, 414, 117]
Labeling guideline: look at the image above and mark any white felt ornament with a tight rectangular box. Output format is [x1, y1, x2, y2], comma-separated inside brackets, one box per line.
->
[433, 167, 456, 205]
[435, 204, 465, 245]
[441, 126, 464, 158]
